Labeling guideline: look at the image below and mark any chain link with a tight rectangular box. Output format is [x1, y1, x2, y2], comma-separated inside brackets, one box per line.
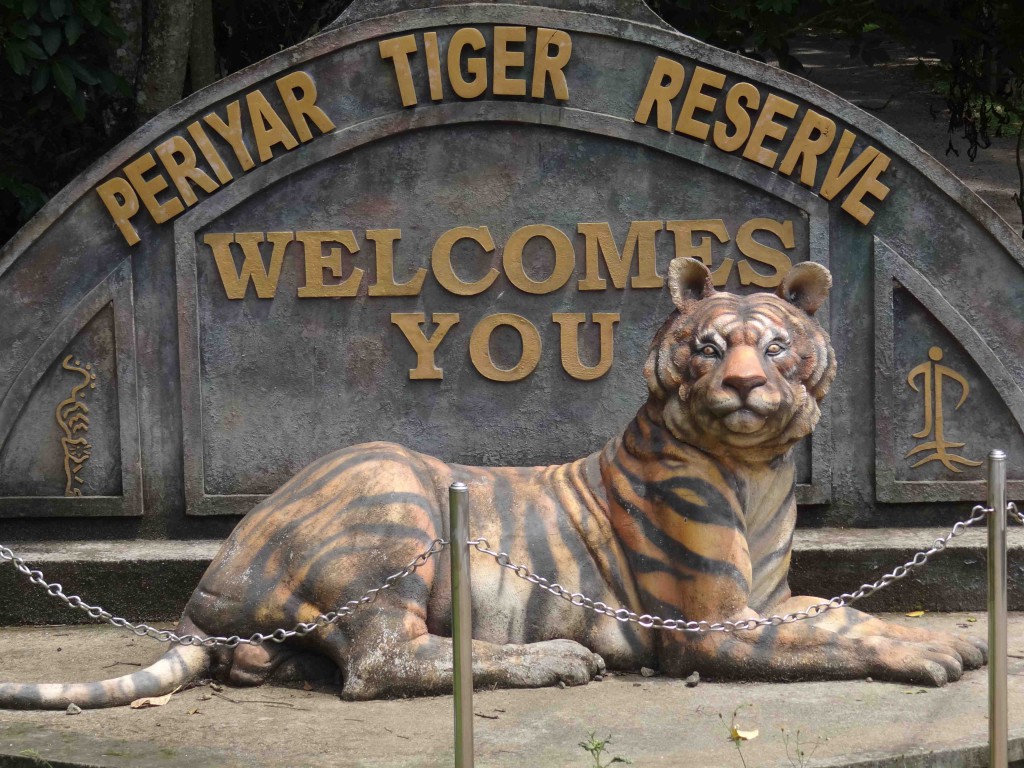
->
[469, 504, 1002, 634]
[0, 539, 448, 647]
[1010, 502, 1022, 526]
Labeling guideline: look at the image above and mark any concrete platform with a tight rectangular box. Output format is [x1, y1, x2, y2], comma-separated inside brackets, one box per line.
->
[3, 526, 1024, 626]
[0, 613, 1021, 767]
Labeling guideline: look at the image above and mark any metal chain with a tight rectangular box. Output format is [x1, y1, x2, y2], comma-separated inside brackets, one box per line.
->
[469, 504, 1002, 634]
[1, 500, 1019, 644]
[0, 539, 448, 647]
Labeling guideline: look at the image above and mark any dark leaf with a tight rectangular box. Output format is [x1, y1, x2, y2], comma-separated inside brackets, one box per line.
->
[49, 0, 67, 18]
[42, 25, 61, 55]
[22, 0, 38, 17]
[30, 62, 49, 92]
[79, 1, 100, 26]
[63, 56, 98, 85]
[21, 38, 46, 60]
[69, 85, 85, 119]
[50, 57, 74, 97]
[64, 15, 82, 44]
[4, 42, 27, 75]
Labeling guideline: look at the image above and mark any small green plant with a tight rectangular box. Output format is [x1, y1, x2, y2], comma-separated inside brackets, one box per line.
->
[578, 731, 632, 767]
[17, 749, 54, 768]
[720, 704, 759, 768]
[782, 726, 826, 767]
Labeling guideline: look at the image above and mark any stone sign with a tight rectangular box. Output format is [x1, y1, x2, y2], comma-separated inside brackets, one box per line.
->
[0, 0, 1021, 539]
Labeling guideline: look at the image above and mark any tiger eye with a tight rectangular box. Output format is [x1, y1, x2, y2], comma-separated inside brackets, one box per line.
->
[766, 343, 784, 356]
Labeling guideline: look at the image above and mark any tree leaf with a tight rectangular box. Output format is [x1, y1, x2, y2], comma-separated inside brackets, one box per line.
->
[50, 57, 74, 97]
[64, 15, 82, 44]
[49, 0, 67, 18]
[4, 43, 27, 76]
[21, 38, 46, 60]
[22, 0, 38, 18]
[905, 610, 926, 618]
[42, 25, 61, 55]
[63, 56, 98, 85]
[30, 63, 49, 93]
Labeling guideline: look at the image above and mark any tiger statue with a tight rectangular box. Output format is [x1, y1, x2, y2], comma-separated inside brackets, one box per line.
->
[0, 257, 986, 709]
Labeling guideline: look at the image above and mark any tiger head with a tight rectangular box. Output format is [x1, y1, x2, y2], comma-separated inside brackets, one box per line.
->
[644, 257, 836, 462]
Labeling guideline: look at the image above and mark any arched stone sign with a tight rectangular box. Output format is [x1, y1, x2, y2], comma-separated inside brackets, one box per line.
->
[0, 0, 1021, 543]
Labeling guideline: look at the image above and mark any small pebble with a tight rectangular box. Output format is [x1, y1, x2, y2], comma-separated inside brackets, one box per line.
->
[66, 703, 81, 715]
[210, 682, 224, 692]
[557, 681, 567, 689]
[865, 677, 873, 683]
[640, 667, 657, 677]
[685, 671, 700, 687]
[594, 675, 603, 682]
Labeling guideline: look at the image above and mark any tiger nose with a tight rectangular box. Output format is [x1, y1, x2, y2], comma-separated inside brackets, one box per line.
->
[722, 347, 767, 398]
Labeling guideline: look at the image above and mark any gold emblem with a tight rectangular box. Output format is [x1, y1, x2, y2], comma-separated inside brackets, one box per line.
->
[55, 356, 97, 496]
[904, 346, 981, 472]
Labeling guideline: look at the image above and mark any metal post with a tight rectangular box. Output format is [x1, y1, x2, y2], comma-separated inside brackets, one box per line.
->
[988, 450, 1008, 768]
[449, 482, 474, 768]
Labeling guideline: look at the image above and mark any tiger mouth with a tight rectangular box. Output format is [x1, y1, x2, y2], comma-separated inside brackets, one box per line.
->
[721, 407, 769, 434]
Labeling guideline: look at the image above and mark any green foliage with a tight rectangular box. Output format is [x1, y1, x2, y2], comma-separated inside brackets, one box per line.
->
[578, 731, 632, 767]
[0, 0, 127, 234]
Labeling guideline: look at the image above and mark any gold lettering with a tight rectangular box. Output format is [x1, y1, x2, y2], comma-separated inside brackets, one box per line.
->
[665, 219, 732, 286]
[577, 221, 664, 290]
[736, 218, 794, 287]
[531, 28, 571, 100]
[469, 313, 541, 382]
[713, 81, 760, 152]
[634, 56, 684, 131]
[296, 230, 363, 297]
[742, 94, 799, 169]
[448, 28, 487, 99]
[155, 135, 219, 207]
[96, 177, 141, 246]
[204, 101, 256, 171]
[367, 229, 426, 297]
[378, 34, 419, 107]
[819, 129, 880, 202]
[390, 312, 460, 380]
[275, 71, 336, 141]
[503, 224, 575, 295]
[432, 225, 499, 295]
[552, 312, 620, 381]
[676, 66, 725, 140]
[205, 231, 291, 300]
[423, 32, 444, 101]
[840, 152, 891, 225]
[186, 121, 233, 184]
[778, 109, 836, 186]
[123, 152, 183, 225]
[246, 89, 300, 162]
[493, 26, 527, 96]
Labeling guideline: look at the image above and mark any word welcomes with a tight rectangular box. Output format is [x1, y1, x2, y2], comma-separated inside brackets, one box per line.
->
[203, 217, 797, 381]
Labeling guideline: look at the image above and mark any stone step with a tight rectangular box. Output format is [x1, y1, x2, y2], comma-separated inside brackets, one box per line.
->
[1, 527, 1022, 625]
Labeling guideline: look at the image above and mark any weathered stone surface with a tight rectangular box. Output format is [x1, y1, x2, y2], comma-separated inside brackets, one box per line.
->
[0, 615, 1020, 767]
[0, 0, 1020, 542]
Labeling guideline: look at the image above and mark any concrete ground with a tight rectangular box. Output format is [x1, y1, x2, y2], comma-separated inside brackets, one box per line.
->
[0, 613, 1021, 767]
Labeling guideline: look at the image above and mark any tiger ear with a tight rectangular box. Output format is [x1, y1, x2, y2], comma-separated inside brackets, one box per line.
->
[777, 262, 832, 316]
[668, 257, 716, 312]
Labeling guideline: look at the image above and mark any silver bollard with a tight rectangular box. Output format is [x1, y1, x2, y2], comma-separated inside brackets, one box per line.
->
[449, 482, 474, 768]
[988, 450, 1008, 768]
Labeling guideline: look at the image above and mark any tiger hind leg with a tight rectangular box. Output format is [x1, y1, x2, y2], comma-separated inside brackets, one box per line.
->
[210, 643, 336, 687]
